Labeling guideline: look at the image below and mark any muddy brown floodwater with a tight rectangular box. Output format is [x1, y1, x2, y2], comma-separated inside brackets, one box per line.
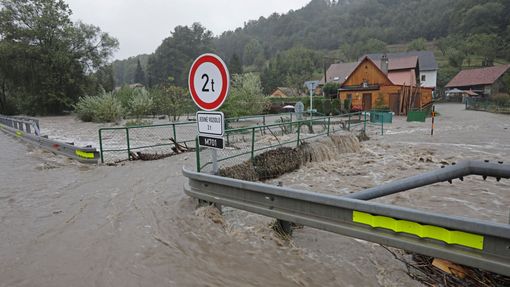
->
[0, 103, 509, 286]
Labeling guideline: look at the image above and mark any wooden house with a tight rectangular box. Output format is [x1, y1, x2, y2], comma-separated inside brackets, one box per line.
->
[338, 56, 433, 115]
[270, 87, 300, 98]
[445, 65, 510, 97]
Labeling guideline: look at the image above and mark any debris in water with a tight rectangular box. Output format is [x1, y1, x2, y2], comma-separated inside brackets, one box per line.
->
[195, 205, 225, 226]
[382, 246, 510, 286]
[219, 134, 360, 181]
[357, 130, 370, 142]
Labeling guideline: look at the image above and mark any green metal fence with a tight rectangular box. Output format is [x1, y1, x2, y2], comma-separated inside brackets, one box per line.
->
[99, 121, 197, 163]
[97, 113, 294, 163]
[98, 111, 386, 165]
[465, 97, 510, 114]
[197, 112, 386, 173]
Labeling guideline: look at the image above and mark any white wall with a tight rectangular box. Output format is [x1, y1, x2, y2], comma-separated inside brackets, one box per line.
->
[420, 70, 437, 89]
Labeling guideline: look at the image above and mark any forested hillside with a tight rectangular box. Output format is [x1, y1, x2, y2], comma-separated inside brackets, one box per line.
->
[115, 0, 510, 94]
[3, 0, 509, 115]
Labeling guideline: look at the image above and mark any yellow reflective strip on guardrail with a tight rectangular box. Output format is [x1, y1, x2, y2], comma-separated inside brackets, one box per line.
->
[75, 150, 95, 159]
[352, 211, 484, 250]
[15, 130, 23, 137]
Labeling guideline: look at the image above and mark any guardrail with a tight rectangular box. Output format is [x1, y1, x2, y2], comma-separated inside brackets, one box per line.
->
[0, 114, 99, 163]
[183, 160, 510, 276]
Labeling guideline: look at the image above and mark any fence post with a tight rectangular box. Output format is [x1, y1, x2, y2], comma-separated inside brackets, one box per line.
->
[363, 112, 367, 132]
[251, 127, 255, 160]
[126, 128, 131, 160]
[327, 117, 331, 136]
[195, 136, 201, 172]
[296, 123, 301, 147]
[348, 113, 351, 131]
[381, 113, 384, 135]
[172, 124, 177, 142]
[99, 129, 104, 164]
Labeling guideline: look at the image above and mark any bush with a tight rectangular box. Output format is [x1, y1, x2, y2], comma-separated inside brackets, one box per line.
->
[128, 88, 153, 119]
[492, 94, 510, 106]
[74, 92, 123, 122]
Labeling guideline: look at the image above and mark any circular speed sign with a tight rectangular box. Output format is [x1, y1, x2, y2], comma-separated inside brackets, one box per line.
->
[188, 53, 230, 111]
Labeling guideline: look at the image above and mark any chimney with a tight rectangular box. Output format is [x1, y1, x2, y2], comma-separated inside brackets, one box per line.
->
[381, 54, 389, 74]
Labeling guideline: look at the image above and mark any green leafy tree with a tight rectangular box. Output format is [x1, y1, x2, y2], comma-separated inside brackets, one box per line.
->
[322, 82, 340, 98]
[260, 47, 322, 94]
[229, 53, 243, 75]
[243, 39, 264, 66]
[0, 0, 118, 115]
[221, 73, 269, 117]
[407, 38, 427, 51]
[134, 58, 146, 85]
[147, 23, 213, 87]
[152, 85, 193, 121]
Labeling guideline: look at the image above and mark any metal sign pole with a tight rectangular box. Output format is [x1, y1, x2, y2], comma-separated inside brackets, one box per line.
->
[212, 149, 218, 174]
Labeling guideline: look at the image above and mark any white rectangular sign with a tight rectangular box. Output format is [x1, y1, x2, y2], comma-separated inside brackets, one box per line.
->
[196, 111, 224, 136]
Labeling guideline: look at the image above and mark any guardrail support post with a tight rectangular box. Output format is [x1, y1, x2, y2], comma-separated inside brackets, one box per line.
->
[273, 182, 293, 236]
[251, 128, 255, 160]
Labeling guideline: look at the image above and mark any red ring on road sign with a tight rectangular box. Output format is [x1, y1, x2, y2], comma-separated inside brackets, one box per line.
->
[189, 54, 229, 111]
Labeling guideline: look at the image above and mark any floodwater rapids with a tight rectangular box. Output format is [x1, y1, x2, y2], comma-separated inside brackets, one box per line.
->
[1, 104, 509, 286]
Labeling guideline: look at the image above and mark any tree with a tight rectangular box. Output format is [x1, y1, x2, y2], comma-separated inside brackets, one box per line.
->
[0, 0, 118, 115]
[447, 48, 465, 68]
[134, 58, 146, 85]
[221, 73, 269, 117]
[147, 23, 213, 88]
[260, 47, 322, 94]
[466, 33, 500, 66]
[151, 85, 194, 121]
[229, 53, 243, 75]
[322, 82, 340, 98]
[243, 39, 264, 66]
[407, 38, 427, 51]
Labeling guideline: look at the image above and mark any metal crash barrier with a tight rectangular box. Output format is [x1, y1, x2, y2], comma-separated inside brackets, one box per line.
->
[183, 161, 510, 276]
[0, 115, 99, 164]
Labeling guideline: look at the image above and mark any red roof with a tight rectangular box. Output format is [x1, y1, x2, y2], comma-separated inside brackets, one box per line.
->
[446, 65, 510, 88]
[388, 70, 417, 86]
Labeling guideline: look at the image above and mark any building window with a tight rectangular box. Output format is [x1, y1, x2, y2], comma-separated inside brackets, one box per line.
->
[421, 74, 426, 82]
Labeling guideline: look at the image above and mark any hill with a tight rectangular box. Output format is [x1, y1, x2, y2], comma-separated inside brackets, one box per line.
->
[113, 0, 510, 92]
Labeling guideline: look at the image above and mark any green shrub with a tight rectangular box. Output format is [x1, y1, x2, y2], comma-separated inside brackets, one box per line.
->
[492, 94, 510, 106]
[128, 88, 153, 119]
[74, 92, 123, 122]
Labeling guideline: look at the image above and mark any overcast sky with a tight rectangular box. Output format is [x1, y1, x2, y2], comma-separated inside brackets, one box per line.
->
[64, 0, 311, 60]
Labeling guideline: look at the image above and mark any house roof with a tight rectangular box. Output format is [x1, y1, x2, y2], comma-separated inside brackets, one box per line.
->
[364, 51, 437, 71]
[320, 62, 358, 85]
[388, 70, 417, 86]
[445, 65, 510, 88]
[387, 56, 418, 71]
[342, 56, 394, 87]
[272, 87, 299, 97]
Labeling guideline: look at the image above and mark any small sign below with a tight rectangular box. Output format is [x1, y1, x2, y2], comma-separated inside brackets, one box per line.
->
[197, 111, 224, 136]
[199, 135, 224, 150]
